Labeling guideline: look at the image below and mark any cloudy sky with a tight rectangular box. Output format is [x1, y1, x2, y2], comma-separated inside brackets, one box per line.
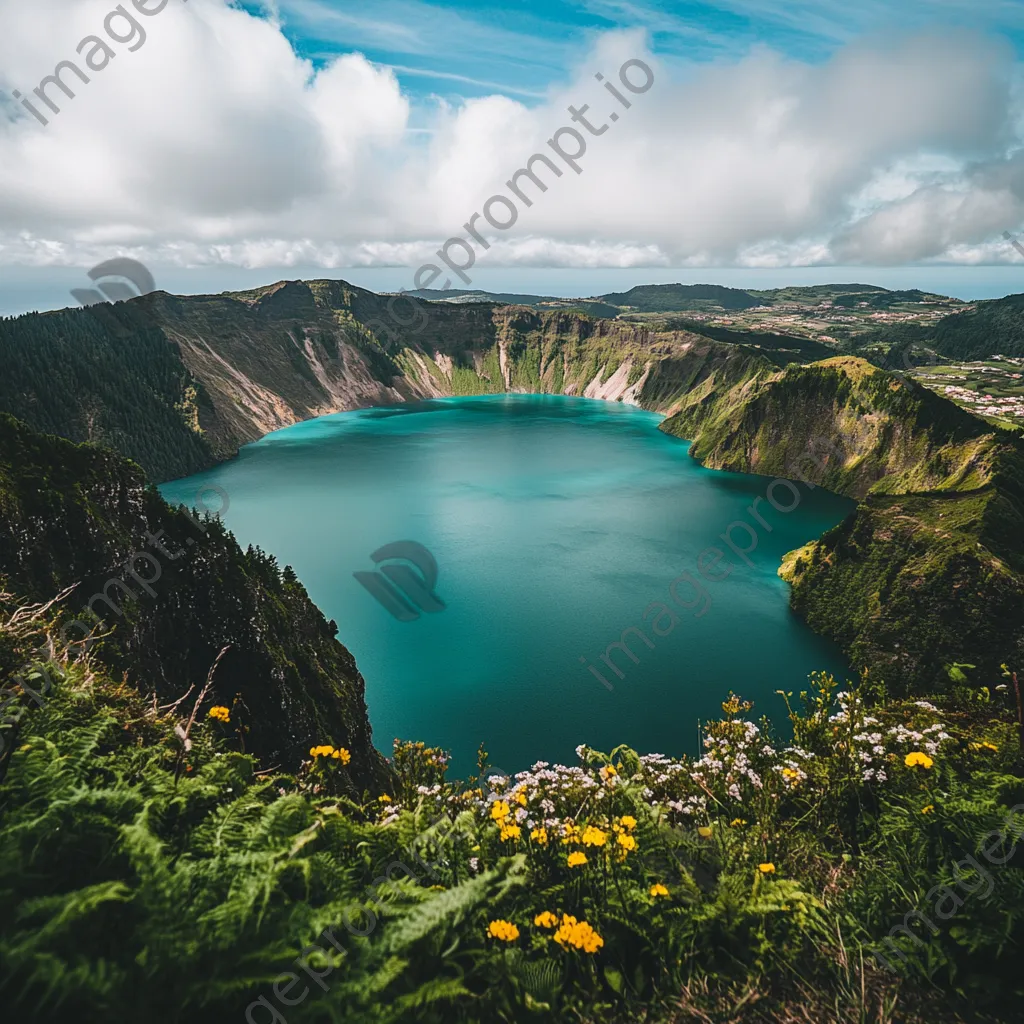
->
[2, 0, 1024, 310]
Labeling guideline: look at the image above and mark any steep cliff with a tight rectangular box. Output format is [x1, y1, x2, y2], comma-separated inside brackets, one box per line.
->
[661, 357, 1024, 689]
[0, 413, 388, 791]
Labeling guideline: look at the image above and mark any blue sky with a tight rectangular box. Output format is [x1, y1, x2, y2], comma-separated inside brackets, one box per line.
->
[250, 0, 1024, 107]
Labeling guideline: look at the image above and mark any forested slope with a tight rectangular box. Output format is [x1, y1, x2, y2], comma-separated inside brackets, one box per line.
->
[0, 413, 388, 788]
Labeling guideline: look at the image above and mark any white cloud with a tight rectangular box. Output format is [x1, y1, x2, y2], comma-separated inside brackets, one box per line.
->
[0, 0, 1023, 275]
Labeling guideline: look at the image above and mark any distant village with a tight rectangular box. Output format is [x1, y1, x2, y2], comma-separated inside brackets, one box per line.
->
[915, 356, 1024, 425]
[683, 297, 961, 341]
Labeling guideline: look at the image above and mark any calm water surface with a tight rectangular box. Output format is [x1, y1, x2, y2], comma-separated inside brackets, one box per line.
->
[161, 395, 854, 774]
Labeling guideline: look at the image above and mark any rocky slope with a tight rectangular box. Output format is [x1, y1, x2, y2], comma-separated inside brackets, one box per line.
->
[0, 413, 389, 791]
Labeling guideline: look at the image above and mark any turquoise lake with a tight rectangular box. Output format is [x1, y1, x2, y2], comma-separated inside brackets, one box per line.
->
[160, 395, 854, 775]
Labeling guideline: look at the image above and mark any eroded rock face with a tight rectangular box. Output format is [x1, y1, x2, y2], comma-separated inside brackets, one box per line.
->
[1, 278, 747, 483]
[156, 282, 701, 469]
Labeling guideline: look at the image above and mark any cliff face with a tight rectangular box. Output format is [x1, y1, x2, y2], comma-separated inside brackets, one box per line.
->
[153, 281, 752, 471]
[661, 357, 1024, 689]
[661, 356, 1007, 497]
[0, 279, 774, 482]
[0, 413, 388, 791]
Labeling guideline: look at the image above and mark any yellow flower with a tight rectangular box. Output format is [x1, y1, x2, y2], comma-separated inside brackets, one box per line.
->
[780, 767, 801, 787]
[599, 764, 618, 782]
[758, 862, 776, 874]
[904, 751, 934, 769]
[309, 744, 334, 759]
[500, 823, 522, 842]
[552, 915, 604, 953]
[207, 706, 230, 723]
[697, 826, 713, 839]
[487, 919, 520, 942]
[561, 822, 581, 845]
[534, 911, 558, 928]
[490, 800, 511, 822]
[970, 741, 999, 752]
[378, 794, 392, 803]
[567, 851, 588, 868]
[921, 804, 935, 814]
[331, 747, 351, 765]
[514, 792, 528, 806]
[581, 825, 608, 847]
[615, 833, 636, 853]
[730, 818, 747, 827]
[530, 827, 549, 845]
[618, 815, 637, 831]
[649, 883, 670, 898]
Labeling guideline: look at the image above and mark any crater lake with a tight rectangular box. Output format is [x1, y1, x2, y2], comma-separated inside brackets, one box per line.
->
[160, 395, 854, 774]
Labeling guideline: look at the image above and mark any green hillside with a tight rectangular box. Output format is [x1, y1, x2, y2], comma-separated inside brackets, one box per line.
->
[598, 283, 761, 311]
[855, 292, 1024, 362]
[0, 413, 388, 788]
[0, 304, 216, 479]
[660, 356, 1024, 689]
[927, 293, 1024, 360]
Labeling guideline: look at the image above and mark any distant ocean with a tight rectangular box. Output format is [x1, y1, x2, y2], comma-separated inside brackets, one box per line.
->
[3, 264, 1024, 317]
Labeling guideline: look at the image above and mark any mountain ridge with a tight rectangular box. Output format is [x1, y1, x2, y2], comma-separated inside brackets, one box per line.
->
[2, 277, 1022, 691]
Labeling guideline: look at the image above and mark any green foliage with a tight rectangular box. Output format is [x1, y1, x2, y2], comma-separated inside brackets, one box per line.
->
[0, 413, 390, 787]
[3, 601, 1023, 1024]
[867, 292, 1024, 362]
[599, 283, 761, 312]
